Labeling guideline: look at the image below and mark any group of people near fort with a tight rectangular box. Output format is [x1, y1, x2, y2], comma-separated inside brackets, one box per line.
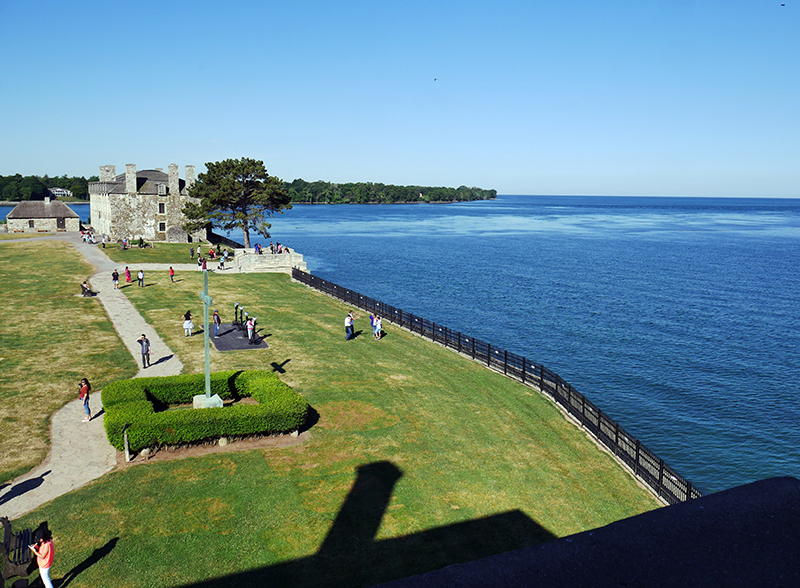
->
[80, 229, 98, 244]
[344, 311, 384, 340]
[109, 266, 144, 288]
[254, 241, 287, 254]
[190, 245, 230, 271]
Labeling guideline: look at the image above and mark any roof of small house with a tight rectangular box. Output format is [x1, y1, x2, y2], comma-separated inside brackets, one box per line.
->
[100, 169, 186, 195]
[6, 200, 80, 219]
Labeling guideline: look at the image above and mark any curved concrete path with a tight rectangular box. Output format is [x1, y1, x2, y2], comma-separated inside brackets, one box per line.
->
[0, 234, 192, 519]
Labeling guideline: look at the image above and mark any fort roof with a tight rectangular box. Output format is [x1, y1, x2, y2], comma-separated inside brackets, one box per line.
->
[100, 169, 186, 195]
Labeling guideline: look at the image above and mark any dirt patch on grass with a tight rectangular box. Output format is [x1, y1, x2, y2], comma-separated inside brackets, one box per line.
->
[115, 431, 311, 469]
[316, 401, 400, 431]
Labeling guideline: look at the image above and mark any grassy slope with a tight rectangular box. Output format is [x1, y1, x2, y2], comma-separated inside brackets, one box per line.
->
[0, 241, 137, 483]
[10, 268, 658, 587]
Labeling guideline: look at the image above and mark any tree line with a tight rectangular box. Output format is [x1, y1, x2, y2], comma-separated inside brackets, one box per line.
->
[0, 174, 98, 201]
[284, 179, 496, 204]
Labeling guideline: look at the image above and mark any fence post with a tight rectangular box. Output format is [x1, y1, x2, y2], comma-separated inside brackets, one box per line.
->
[457, 332, 461, 354]
[658, 458, 665, 493]
[471, 338, 475, 359]
[504, 350, 508, 375]
[634, 440, 641, 477]
[522, 358, 526, 385]
[487, 344, 491, 366]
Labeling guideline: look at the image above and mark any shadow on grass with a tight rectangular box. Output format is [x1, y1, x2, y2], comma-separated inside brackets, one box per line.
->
[0, 470, 51, 507]
[178, 461, 555, 588]
[270, 359, 290, 374]
[299, 406, 320, 433]
[56, 537, 119, 587]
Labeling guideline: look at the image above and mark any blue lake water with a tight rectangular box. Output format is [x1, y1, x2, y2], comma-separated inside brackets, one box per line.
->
[4, 196, 799, 494]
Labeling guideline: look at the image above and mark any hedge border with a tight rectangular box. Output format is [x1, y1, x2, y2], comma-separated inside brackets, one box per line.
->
[102, 370, 309, 452]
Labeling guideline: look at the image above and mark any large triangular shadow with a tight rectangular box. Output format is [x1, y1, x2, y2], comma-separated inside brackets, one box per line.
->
[179, 461, 555, 588]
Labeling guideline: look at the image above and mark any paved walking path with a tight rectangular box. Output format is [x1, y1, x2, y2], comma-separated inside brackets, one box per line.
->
[0, 234, 188, 519]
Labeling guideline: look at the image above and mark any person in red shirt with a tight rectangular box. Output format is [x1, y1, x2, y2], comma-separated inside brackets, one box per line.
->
[30, 531, 54, 588]
[79, 378, 91, 422]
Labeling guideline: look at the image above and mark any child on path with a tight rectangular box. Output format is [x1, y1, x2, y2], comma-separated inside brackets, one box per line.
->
[112, 269, 119, 289]
[79, 378, 91, 422]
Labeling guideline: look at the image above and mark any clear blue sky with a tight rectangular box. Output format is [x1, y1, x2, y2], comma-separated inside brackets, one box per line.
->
[1, 1, 797, 196]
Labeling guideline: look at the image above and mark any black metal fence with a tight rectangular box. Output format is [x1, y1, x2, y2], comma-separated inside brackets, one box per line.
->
[292, 268, 702, 504]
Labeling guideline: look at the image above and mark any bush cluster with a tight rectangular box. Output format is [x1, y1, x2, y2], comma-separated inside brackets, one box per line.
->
[102, 370, 309, 452]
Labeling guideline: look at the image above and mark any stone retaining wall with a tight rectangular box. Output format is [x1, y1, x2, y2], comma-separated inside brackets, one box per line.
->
[231, 248, 307, 274]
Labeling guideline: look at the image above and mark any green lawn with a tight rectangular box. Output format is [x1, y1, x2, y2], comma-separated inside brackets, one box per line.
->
[9, 265, 659, 587]
[0, 241, 137, 483]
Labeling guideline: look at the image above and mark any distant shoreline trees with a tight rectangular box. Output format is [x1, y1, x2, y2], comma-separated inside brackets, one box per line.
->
[0, 171, 497, 205]
[284, 179, 496, 204]
[0, 174, 98, 201]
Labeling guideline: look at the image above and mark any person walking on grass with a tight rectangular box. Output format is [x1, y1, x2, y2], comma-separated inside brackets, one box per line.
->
[29, 530, 54, 588]
[137, 269, 144, 287]
[169, 266, 175, 282]
[137, 334, 151, 368]
[183, 310, 194, 336]
[112, 269, 119, 289]
[345, 311, 355, 340]
[125, 266, 131, 283]
[213, 309, 221, 338]
[79, 378, 91, 422]
[374, 316, 383, 340]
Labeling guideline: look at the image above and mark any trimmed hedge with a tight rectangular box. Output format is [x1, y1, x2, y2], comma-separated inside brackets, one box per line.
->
[102, 370, 309, 452]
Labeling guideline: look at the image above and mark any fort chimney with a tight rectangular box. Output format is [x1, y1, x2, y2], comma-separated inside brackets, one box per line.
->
[168, 163, 179, 196]
[99, 165, 116, 182]
[125, 164, 137, 194]
[185, 165, 196, 191]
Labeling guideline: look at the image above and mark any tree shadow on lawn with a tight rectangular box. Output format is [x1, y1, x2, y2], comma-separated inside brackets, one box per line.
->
[178, 461, 556, 588]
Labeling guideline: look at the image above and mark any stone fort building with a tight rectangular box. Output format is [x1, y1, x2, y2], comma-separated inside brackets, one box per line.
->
[89, 163, 204, 242]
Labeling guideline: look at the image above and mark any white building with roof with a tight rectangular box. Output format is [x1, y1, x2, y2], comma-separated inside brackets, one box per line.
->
[6, 197, 80, 233]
